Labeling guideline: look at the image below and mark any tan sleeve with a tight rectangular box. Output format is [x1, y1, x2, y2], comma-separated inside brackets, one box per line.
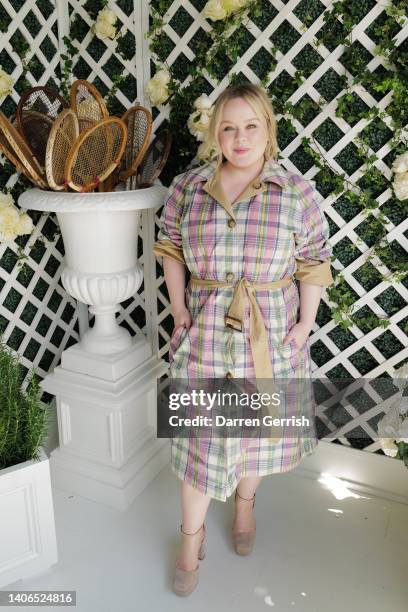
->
[294, 258, 334, 286]
[153, 239, 186, 265]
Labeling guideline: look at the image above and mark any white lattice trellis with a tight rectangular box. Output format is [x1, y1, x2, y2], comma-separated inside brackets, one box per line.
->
[149, 0, 408, 453]
[0, 0, 407, 454]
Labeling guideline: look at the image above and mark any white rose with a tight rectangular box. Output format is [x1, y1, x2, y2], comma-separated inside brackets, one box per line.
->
[16, 212, 33, 236]
[379, 437, 399, 457]
[197, 139, 217, 161]
[145, 79, 169, 106]
[0, 206, 20, 242]
[392, 151, 408, 174]
[194, 94, 213, 111]
[98, 7, 117, 25]
[399, 397, 408, 416]
[222, 0, 248, 13]
[94, 19, 116, 40]
[203, 0, 227, 21]
[0, 192, 14, 210]
[394, 362, 408, 379]
[154, 69, 171, 86]
[378, 405, 402, 439]
[393, 172, 408, 200]
[188, 110, 211, 141]
[0, 68, 13, 98]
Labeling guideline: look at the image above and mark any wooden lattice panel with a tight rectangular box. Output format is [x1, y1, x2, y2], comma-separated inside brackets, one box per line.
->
[0, 0, 79, 397]
[150, 0, 408, 452]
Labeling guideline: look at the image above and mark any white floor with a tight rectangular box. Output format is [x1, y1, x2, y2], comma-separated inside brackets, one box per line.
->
[5, 460, 408, 612]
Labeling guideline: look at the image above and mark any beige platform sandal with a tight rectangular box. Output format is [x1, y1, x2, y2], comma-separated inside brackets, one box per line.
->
[173, 523, 206, 597]
[232, 490, 256, 556]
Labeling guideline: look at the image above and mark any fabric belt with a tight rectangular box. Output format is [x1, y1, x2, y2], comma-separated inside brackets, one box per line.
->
[189, 276, 293, 379]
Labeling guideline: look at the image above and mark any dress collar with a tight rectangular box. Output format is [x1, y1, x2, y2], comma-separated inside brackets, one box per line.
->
[188, 157, 289, 220]
[188, 157, 290, 187]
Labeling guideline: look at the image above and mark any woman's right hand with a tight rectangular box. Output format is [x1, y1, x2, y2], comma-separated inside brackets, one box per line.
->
[172, 306, 192, 332]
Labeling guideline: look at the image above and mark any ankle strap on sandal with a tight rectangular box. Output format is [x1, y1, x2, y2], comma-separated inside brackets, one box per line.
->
[180, 523, 205, 536]
[235, 490, 256, 502]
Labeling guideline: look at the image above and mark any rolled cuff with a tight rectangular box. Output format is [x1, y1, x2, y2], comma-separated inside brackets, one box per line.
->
[153, 239, 186, 265]
[294, 258, 333, 286]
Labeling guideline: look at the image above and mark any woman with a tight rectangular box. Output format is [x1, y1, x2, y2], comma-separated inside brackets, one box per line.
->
[153, 83, 333, 596]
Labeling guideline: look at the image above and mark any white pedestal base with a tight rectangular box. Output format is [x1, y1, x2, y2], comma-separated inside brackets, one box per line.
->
[41, 341, 170, 511]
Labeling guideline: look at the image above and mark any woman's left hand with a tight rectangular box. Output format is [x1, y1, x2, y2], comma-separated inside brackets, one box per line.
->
[282, 322, 311, 351]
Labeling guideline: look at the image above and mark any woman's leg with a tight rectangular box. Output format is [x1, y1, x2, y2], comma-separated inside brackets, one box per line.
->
[176, 480, 212, 571]
[233, 475, 262, 532]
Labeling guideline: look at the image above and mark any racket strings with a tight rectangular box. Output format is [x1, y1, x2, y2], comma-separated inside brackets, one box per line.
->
[68, 120, 126, 191]
[137, 130, 171, 188]
[72, 81, 108, 132]
[17, 87, 67, 166]
[46, 109, 79, 190]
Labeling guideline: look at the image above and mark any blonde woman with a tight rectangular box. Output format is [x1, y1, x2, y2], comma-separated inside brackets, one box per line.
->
[153, 83, 333, 596]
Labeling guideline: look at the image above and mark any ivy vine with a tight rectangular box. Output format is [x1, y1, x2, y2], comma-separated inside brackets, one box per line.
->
[146, 0, 408, 333]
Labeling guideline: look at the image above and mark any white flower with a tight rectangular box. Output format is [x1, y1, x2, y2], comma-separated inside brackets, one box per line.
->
[203, 0, 227, 21]
[94, 19, 116, 40]
[379, 437, 399, 457]
[153, 69, 171, 86]
[0, 205, 20, 242]
[222, 0, 249, 13]
[197, 139, 217, 161]
[0, 67, 13, 98]
[399, 397, 408, 416]
[0, 192, 14, 210]
[193, 94, 213, 111]
[16, 212, 33, 236]
[393, 172, 408, 200]
[378, 405, 401, 439]
[396, 417, 408, 444]
[94, 7, 117, 40]
[187, 110, 211, 141]
[392, 151, 408, 174]
[145, 70, 171, 106]
[394, 362, 408, 379]
[98, 7, 117, 25]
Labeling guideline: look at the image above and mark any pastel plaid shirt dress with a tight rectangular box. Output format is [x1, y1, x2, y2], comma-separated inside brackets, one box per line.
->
[153, 157, 334, 502]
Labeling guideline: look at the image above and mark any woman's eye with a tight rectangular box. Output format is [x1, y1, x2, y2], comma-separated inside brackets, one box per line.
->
[247, 124, 257, 128]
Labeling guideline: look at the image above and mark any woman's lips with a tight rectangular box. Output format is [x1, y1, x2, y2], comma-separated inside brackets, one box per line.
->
[234, 148, 249, 154]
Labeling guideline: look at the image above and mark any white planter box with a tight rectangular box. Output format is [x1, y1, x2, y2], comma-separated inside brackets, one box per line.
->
[0, 447, 58, 589]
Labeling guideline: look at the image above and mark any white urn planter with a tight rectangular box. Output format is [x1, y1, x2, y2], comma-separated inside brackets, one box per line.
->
[19, 185, 170, 510]
[0, 447, 58, 589]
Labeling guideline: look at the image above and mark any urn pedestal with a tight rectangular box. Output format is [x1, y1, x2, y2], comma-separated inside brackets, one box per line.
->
[19, 186, 169, 510]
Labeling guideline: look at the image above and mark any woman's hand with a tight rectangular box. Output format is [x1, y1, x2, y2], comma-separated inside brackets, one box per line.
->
[282, 321, 311, 351]
[172, 306, 192, 332]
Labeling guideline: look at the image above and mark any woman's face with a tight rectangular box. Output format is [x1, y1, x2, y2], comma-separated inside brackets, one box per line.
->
[217, 97, 268, 169]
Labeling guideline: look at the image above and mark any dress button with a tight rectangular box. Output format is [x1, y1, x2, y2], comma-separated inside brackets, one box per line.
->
[228, 218, 236, 228]
[252, 181, 262, 189]
[226, 272, 234, 282]
[226, 371, 234, 379]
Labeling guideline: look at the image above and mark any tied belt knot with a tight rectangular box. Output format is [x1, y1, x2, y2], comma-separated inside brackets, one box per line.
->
[189, 275, 293, 379]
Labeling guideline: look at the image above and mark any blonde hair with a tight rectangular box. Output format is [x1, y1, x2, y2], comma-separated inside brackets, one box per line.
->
[206, 83, 278, 171]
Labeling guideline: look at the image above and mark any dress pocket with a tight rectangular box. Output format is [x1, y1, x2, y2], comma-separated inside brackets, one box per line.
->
[272, 338, 305, 372]
[169, 325, 188, 361]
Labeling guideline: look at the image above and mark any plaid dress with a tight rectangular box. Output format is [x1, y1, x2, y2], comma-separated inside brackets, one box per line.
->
[154, 157, 333, 502]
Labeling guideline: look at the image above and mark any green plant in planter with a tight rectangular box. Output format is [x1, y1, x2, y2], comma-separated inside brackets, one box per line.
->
[0, 336, 49, 470]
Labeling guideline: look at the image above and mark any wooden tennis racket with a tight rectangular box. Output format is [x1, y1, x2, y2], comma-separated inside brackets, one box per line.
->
[64, 117, 127, 192]
[136, 129, 172, 188]
[16, 86, 68, 166]
[45, 109, 79, 191]
[100, 105, 152, 192]
[119, 105, 152, 182]
[0, 110, 48, 188]
[70, 80, 109, 132]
